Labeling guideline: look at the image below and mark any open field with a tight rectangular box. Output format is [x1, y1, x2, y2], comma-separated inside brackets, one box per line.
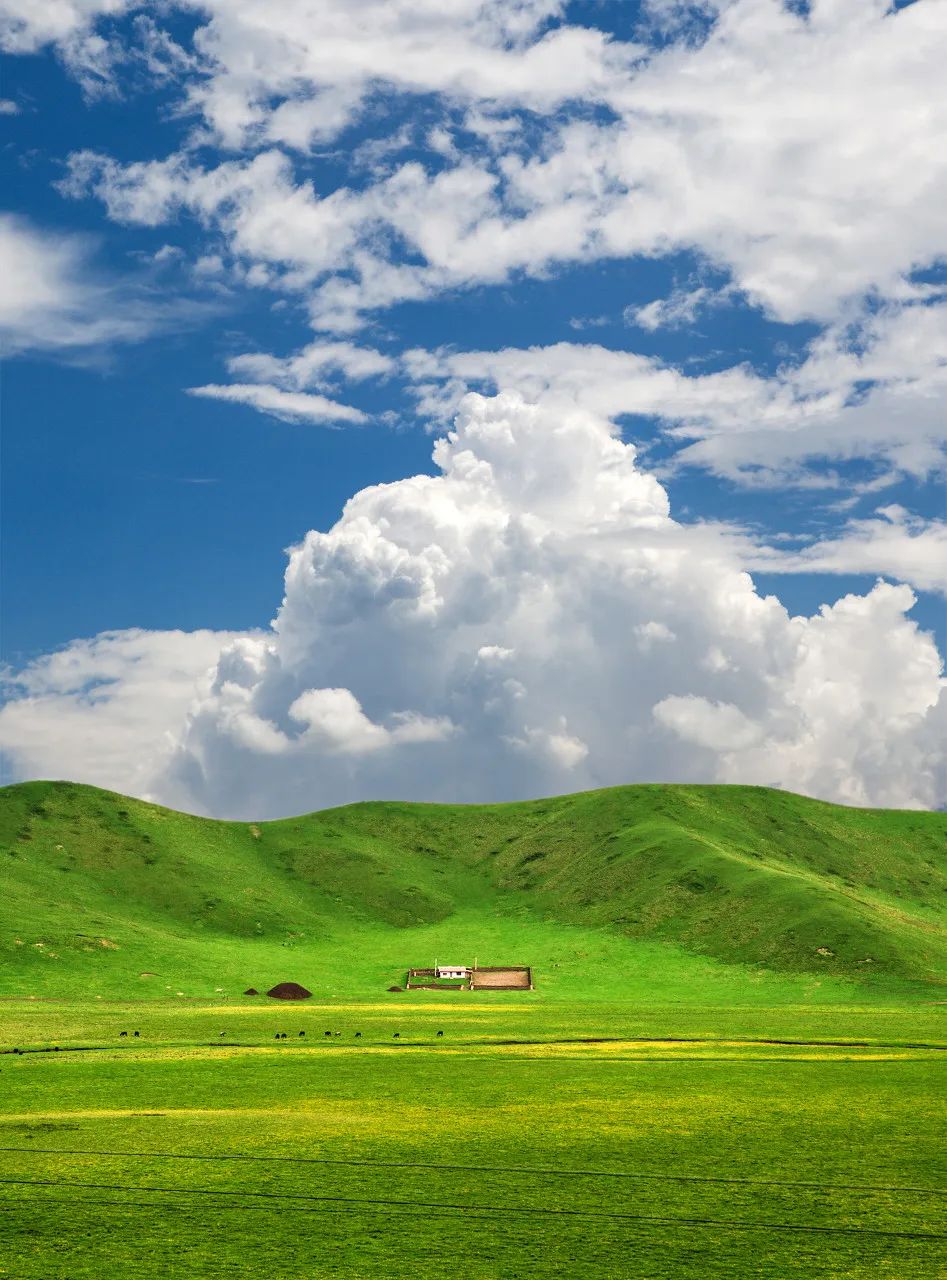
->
[0, 781, 944, 1275]
[0, 995, 945, 1279]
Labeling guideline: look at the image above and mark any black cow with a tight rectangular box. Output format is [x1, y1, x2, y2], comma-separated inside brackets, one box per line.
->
[436, 1031, 444, 1037]
[298, 1031, 305, 1037]
[324, 1030, 332, 1038]
[119, 1031, 128, 1037]
[393, 1032, 400, 1039]
[354, 1031, 362, 1038]
[133, 1031, 140, 1038]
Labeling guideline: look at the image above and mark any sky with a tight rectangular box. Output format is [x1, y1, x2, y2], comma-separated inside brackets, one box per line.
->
[1, 0, 945, 819]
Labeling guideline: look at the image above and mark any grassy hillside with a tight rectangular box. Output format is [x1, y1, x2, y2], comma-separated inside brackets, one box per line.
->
[1, 779, 944, 997]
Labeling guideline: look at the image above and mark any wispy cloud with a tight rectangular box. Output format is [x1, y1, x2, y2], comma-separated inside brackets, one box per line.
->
[186, 382, 366, 425]
[0, 213, 216, 357]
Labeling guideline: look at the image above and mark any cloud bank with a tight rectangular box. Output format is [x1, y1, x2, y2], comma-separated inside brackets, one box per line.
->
[57, 1, 947, 332]
[3, 393, 942, 818]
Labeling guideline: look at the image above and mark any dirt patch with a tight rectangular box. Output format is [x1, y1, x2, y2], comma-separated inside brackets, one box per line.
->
[4, 1122, 81, 1133]
[387, 985, 403, 993]
[243, 987, 259, 996]
[470, 967, 532, 990]
[265, 982, 312, 1000]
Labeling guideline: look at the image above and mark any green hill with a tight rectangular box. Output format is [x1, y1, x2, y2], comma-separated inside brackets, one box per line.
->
[1, 779, 944, 998]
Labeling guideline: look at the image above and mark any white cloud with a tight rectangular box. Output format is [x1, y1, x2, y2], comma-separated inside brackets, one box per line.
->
[634, 620, 676, 651]
[55, 2, 947, 332]
[0, 97, 19, 113]
[2, 393, 943, 817]
[0, 213, 208, 355]
[181, 0, 636, 151]
[402, 327, 947, 488]
[289, 687, 454, 754]
[507, 720, 590, 770]
[672, 300, 947, 483]
[655, 581, 946, 808]
[183, 340, 394, 424]
[744, 507, 947, 597]
[14, 1, 630, 146]
[186, 382, 367, 425]
[0, 628, 238, 807]
[653, 696, 763, 752]
[403, 340, 779, 433]
[626, 286, 721, 332]
[157, 393, 947, 816]
[226, 341, 395, 391]
[591, 0, 947, 323]
[0, 0, 131, 54]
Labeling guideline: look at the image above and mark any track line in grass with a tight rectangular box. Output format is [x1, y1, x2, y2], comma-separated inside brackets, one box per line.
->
[0, 1146, 942, 1196]
[3, 1034, 946, 1058]
[3, 1195, 942, 1280]
[0, 1179, 942, 1241]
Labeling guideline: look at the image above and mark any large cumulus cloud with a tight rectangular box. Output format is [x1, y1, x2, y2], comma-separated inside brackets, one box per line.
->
[143, 392, 945, 818]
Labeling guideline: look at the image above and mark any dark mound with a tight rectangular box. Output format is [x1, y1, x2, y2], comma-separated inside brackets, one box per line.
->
[387, 985, 403, 993]
[266, 982, 312, 1000]
[243, 988, 258, 996]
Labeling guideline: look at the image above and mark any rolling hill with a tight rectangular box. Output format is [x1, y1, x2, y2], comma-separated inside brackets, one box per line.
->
[1, 779, 944, 997]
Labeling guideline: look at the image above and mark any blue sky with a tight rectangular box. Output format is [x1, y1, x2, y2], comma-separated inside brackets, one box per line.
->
[1, 1, 945, 817]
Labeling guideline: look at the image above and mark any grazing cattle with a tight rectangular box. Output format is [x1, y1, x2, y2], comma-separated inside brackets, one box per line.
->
[324, 1030, 332, 1037]
[436, 1031, 444, 1037]
[298, 1031, 305, 1037]
[393, 1032, 400, 1039]
[119, 1031, 128, 1037]
[354, 1032, 362, 1038]
[274, 1033, 281, 1040]
[334, 1031, 341, 1037]
[219, 1031, 227, 1037]
[133, 1031, 140, 1038]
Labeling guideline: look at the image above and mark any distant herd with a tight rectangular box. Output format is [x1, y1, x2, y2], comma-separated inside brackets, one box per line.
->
[6, 1028, 449, 1055]
[111, 1028, 448, 1041]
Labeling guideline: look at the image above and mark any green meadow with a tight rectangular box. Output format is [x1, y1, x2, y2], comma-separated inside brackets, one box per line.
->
[0, 780, 944, 1277]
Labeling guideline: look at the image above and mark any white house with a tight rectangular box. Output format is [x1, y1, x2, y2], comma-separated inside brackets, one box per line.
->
[436, 965, 470, 980]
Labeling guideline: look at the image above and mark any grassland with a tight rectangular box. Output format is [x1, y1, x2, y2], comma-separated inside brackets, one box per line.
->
[1, 997, 944, 1279]
[2, 778, 945, 998]
[0, 780, 944, 1276]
